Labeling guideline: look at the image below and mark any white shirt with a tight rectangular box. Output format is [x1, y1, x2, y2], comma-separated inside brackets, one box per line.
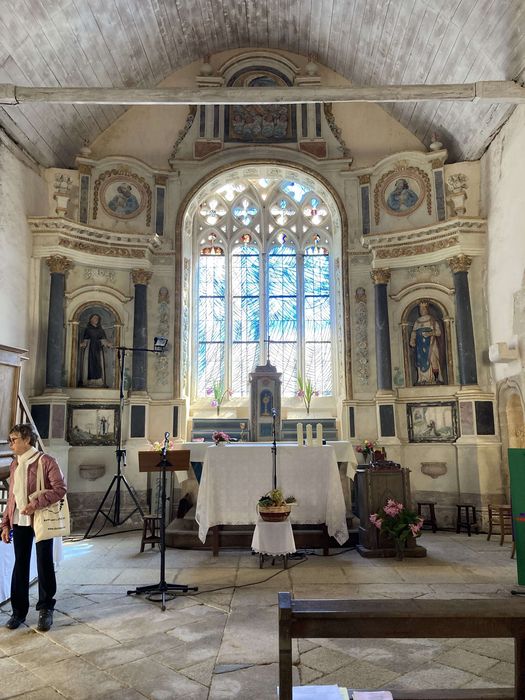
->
[12, 447, 39, 527]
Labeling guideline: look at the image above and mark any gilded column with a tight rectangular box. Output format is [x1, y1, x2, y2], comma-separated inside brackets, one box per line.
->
[45, 256, 73, 388]
[371, 268, 392, 392]
[449, 254, 477, 385]
[131, 269, 152, 392]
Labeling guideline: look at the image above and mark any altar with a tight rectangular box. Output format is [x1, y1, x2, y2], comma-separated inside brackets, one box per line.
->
[195, 443, 349, 550]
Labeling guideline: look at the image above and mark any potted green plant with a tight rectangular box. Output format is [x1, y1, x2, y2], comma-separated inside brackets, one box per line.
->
[257, 488, 296, 522]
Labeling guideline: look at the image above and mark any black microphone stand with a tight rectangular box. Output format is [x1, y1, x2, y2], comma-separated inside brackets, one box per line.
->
[127, 432, 198, 609]
[84, 346, 145, 538]
[271, 408, 278, 490]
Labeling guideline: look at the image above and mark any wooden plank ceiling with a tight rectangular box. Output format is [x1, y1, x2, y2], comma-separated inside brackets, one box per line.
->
[0, 0, 523, 168]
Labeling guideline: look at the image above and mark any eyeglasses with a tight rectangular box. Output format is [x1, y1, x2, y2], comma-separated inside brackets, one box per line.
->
[7, 436, 20, 444]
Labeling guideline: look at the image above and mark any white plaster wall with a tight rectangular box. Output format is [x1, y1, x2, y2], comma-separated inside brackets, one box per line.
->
[482, 105, 525, 385]
[0, 141, 47, 388]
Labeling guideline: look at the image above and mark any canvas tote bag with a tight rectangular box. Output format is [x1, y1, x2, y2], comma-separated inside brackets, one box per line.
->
[29, 456, 70, 542]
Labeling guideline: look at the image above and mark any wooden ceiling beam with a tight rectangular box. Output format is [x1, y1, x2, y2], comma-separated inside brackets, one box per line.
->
[0, 81, 523, 106]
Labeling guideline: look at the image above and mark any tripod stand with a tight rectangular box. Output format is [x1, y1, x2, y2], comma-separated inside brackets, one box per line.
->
[128, 435, 198, 609]
[84, 346, 145, 538]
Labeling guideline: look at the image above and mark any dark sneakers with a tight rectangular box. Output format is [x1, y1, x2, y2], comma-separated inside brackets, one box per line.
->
[37, 609, 53, 632]
[5, 614, 26, 630]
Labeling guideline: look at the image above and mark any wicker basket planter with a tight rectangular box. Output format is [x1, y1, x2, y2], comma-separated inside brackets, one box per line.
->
[258, 504, 292, 522]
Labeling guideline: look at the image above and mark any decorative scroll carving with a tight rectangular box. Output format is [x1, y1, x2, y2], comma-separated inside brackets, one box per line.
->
[46, 255, 73, 274]
[407, 264, 441, 279]
[59, 238, 146, 258]
[169, 106, 197, 168]
[448, 254, 472, 273]
[181, 258, 191, 395]
[131, 269, 152, 286]
[83, 268, 117, 284]
[354, 287, 369, 385]
[155, 286, 170, 387]
[323, 104, 352, 159]
[358, 174, 371, 185]
[446, 173, 468, 216]
[376, 236, 458, 259]
[370, 268, 391, 285]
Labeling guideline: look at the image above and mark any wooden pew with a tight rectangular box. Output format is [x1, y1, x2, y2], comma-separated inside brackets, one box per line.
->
[278, 592, 525, 700]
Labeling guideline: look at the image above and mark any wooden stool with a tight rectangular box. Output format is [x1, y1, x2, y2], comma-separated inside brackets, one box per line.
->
[456, 504, 479, 536]
[487, 504, 513, 545]
[140, 514, 161, 552]
[417, 501, 437, 533]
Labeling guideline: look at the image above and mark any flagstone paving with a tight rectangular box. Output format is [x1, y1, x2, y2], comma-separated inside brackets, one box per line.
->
[0, 531, 518, 698]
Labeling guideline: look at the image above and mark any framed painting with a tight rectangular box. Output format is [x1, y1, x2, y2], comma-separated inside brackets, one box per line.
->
[67, 404, 120, 446]
[224, 70, 297, 144]
[407, 401, 458, 443]
[99, 175, 147, 220]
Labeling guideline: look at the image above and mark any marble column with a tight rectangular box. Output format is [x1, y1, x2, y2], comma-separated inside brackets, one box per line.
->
[131, 269, 152, 392]
[371, 268, 392, 391]
[45, 256, 73, 388]
[449, 254, 477, 385]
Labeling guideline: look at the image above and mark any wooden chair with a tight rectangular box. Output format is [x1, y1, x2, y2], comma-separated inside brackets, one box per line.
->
[487, 504, 513, 546]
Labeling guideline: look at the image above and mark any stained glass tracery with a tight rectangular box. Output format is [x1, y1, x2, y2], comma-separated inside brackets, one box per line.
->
[196, 175, 335, 400]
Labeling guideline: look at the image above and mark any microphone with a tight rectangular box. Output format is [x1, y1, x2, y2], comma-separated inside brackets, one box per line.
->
[163, 431, 170, 447]
[271, 408, 277, 417]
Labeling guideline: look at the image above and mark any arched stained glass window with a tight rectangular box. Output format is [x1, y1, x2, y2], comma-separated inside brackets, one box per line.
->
[193, 172, 338, 402]
[197, 250, 225, 395]
[268, 242, 297, 395]
[231, 242, 260, 396]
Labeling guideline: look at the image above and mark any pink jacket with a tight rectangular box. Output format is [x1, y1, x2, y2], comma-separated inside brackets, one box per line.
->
[1, 452, 67, 531]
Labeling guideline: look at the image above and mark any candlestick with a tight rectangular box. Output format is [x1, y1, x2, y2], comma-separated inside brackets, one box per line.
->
[296, 422, 303, 446]
[316, 423, 323, 446]
[306, 424, 313, 447]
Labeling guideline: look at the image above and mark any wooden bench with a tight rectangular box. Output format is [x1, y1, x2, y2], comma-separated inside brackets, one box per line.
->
[278, 592, 525, 700]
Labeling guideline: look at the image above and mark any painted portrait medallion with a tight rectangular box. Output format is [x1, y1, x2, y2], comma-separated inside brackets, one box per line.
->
[100, 176, 147, 220]
[380, 171, 425, 217]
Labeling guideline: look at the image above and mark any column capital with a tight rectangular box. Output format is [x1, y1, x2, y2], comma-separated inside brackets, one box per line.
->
[46, 255, 73, 274]
[131, 269, 152, 286]
[448, 254, 472, 273]
[370, 268, 391, 285]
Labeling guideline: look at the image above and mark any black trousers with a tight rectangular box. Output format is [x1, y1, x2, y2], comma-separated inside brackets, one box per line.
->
[10, 524, 56, 616]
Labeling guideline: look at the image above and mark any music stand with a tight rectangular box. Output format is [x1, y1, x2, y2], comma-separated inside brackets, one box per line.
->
[127, 448, 198, 609]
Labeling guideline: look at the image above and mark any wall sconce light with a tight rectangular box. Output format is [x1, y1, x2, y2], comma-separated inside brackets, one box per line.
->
[154, 336, 168, 353]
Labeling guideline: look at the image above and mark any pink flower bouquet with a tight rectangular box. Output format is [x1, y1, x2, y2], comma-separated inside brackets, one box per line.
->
[212, 430, 230, 445]
[370, 499, 424, 555]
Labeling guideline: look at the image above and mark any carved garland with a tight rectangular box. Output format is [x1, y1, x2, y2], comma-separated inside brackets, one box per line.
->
[375, 236, 458, 259]
[93, 168, 152, 226]
[59, 237, 146, 258]
[374, 166, 432, 225]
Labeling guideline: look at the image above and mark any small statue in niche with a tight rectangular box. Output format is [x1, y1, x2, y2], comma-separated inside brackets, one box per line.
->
[409, 300, 446, 385]
[78, 312, 113, 388]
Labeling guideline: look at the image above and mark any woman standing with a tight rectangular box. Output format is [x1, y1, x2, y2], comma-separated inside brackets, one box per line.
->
[1, 423, 67, 631]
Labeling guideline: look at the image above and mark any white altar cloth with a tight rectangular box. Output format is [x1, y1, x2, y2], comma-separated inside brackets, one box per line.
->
[196, 444, 349, 545]
[181, 440, 354, 464]
[0, 538, 64, 604]
[251, 519, 296, 556]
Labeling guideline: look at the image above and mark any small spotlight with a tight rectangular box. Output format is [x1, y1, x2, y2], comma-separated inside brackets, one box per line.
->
[154, 336, 168, 352]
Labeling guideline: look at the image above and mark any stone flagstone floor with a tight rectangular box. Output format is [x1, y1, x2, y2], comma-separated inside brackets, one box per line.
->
[0, 530, 519, 699]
